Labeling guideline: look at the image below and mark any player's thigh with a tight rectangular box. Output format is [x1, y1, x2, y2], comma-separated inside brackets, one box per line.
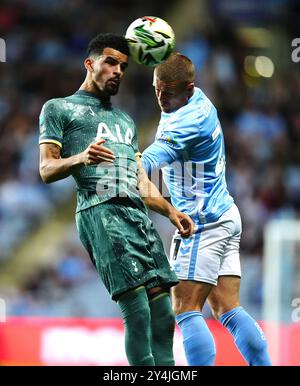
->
[208, 275, 241, 319]
[209, 205, 242, 318]
[169, 216, 234, 287]
[171, 280, 213, 314]
[218, 205, 242, 279]
[76, 203, 166, 300]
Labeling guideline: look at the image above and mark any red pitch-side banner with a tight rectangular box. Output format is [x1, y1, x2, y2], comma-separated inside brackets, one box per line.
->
[0, 317, 299, 366]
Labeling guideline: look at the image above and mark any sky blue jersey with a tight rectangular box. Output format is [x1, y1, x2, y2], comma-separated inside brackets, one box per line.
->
[142, 87, 233, 224]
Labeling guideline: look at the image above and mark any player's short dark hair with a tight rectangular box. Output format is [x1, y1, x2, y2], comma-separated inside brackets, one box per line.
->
[155, 52, 195, 85]
[87, 33, 130, 57]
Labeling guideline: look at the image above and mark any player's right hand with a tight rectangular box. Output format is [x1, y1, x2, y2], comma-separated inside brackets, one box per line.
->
[82, 139, 116, 165]
[169, 209, 195, 238]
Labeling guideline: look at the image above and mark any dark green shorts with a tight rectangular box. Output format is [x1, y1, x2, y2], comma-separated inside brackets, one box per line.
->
[76, 201, 178, 300]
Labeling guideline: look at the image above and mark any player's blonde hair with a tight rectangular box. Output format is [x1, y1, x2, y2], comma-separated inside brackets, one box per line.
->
[154, 52, 195, 85]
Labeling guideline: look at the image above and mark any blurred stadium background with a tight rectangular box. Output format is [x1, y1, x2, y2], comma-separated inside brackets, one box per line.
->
[0, 0, 299, 366]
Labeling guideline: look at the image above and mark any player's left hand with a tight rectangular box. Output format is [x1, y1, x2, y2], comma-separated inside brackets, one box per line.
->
[169, 209, 195, 238]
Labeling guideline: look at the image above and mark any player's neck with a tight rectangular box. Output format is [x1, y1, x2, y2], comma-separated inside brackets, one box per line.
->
[79, 80, 110, 101]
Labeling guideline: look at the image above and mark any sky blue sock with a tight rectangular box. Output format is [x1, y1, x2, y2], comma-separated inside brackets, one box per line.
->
[220, 306, 272, 366]
[176, 311, 216, 366]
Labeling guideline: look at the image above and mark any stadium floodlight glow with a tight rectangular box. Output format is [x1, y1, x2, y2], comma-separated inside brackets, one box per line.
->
[244, 56, 260, 77]
[255, 56, 274, 78]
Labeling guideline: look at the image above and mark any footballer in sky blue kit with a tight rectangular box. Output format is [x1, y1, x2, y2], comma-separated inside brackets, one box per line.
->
[142, 82, 233, 225]
[142, 52, 272, 366]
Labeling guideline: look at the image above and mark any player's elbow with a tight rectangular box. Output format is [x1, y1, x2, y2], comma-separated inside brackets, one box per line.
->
[39, 164, 53, 184]
[39, 171, 51, 184]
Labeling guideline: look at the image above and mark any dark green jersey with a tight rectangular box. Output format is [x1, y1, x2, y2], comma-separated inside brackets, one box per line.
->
[39, 90, 144, 212]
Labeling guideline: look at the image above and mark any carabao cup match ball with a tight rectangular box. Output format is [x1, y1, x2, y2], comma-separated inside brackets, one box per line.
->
[125, 16, 176, 67]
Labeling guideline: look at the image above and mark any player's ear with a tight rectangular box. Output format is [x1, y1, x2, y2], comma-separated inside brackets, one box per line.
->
[187, 82, 194, 91]
[186, 82, 194, 96]
[84, 58, 94, 73]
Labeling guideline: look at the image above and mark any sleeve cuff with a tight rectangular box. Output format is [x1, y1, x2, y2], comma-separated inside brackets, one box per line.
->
[39, 139, 62, 148]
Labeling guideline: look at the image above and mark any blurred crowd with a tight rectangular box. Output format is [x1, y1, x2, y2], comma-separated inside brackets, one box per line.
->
[3, 225, 122, 317]
[0, 0, 299, 317]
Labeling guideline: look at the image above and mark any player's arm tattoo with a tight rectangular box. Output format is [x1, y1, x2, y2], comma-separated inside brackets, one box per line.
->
[39, 143, 82, 183]
[45, 143, 61, 159]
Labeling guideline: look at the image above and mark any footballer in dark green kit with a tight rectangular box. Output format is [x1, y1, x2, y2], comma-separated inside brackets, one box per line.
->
[39, 33, 194, 366]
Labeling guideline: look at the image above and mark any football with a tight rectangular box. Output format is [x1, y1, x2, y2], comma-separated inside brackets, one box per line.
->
[125, 16, 176, 67]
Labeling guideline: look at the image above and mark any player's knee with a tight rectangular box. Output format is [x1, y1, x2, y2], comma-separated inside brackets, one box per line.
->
[173, 300, 200, 316]
[118, 288, 151, 327]
[209, 302, 224, 320]
[122, 302, 152, 339]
